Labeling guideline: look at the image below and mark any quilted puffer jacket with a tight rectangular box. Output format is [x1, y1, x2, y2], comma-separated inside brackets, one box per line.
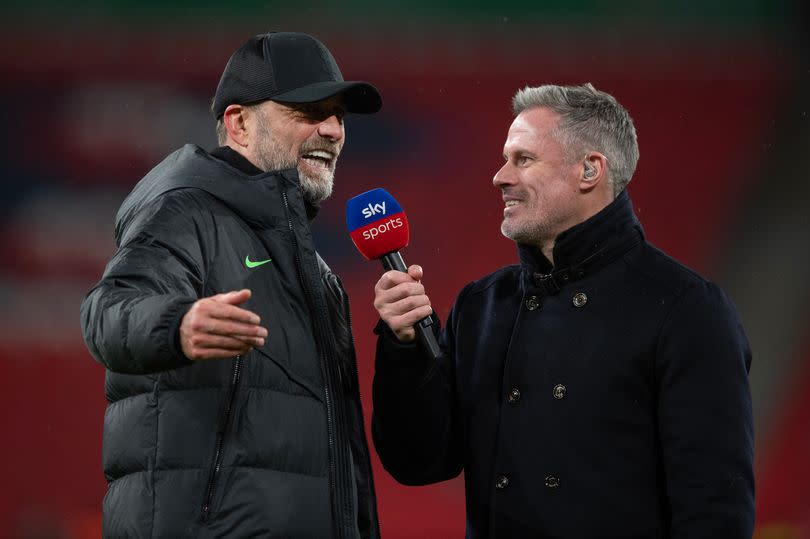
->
[81, 144, 379, 538]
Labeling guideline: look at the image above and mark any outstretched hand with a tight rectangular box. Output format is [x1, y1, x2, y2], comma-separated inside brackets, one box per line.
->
[179, 289, 267, 360]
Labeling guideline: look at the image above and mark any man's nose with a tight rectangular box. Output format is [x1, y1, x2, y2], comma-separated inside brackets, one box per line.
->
[317, 115, 344, 142]
[493, 163, 514, 187]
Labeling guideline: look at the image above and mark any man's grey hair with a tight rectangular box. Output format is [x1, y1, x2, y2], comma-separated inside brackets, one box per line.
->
[212, 98, 227, 145]
[512, 83, 639, 197]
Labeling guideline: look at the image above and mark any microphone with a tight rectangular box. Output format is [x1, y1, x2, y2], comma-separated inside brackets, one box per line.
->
[346, 188, 442, 361]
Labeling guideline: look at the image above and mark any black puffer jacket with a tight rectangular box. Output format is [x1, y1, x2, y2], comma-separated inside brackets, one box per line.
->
[81, 144, 379, 539]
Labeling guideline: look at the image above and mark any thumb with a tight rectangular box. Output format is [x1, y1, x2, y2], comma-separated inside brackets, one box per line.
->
[408, 264, 424, 282]
[211, 288, 252, 305]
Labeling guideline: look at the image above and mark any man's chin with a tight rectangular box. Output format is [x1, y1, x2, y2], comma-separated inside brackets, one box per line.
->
[298, 171, 334, 204]
[501, 221, 535, 244]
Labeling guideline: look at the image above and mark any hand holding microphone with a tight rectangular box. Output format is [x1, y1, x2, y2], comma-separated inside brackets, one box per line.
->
[373, 264, 432, 343]
[346, 188, 442, 360]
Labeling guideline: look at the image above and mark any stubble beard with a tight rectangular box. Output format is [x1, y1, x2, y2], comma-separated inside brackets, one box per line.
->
[252, 114, 336, 205]
[500, 200, 555, 248]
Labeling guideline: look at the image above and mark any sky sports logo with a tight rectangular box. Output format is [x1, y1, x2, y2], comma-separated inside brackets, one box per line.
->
[362, 217, 404, 239]
[362, 201, 387, 219]
[359, 200, 401, 240]
[346, 188, 410, 260]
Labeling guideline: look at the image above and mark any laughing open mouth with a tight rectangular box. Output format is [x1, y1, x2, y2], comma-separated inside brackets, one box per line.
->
[300, 149, 335, 169]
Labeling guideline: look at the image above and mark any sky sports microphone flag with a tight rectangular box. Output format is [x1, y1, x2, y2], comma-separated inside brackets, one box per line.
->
[346, 188, 409, 261]
[346, 188, 442, 361]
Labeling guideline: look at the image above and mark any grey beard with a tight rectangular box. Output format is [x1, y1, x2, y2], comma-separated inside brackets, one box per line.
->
[253, 116, 335, 205]
[298, 170, 334, 204]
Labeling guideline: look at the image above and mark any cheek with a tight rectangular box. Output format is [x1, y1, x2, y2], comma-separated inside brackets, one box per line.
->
[523, 172, 550, 201]
[303, 126, 324, 144]
[528, 177, 570, 212]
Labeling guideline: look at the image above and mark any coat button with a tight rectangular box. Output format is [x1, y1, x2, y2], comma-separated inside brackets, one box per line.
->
[507, 388, 521, 404]
[572, 292, 588, 307]
[495, 475, 510, 490]
[525, 295, 540, 311]
[552, 384, 566, 400]
[545, 475, 560, 488]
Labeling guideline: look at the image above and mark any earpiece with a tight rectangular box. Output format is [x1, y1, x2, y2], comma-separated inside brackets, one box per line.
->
[584, 164, 596, 179]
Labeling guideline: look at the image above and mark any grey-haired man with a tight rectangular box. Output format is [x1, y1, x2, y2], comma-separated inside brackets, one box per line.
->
[371, 83, 754, 538]
[82, 32, 381, 538]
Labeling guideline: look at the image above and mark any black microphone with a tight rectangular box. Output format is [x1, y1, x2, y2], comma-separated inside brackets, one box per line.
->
[346, 188, 442, 361]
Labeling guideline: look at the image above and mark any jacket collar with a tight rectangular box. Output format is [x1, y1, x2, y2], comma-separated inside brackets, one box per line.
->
[211, 145, 321, 221]
[210, 145, 264, 175]
[517, 189, 644, 293]
[116, 145, 305, 243]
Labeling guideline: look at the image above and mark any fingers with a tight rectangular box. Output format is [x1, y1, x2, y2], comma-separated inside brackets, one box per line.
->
[376, 268, 417, 291]
[181, 331, 258, 361]
[210, 302, 262, 325]
[180, 290, 267, 361]
[407, 264, 423, 282]
[374, 280, 426, 309]
[193, 292, 262, 325]
[375, 265, 424, 291]
[189, 333, 265, 352]
[205, 318, 268, 340]
[211, 288, 252, 306]
[386, 302, 433, 333]
[382, 293, 432, 319]
[187, 347, 253, 361]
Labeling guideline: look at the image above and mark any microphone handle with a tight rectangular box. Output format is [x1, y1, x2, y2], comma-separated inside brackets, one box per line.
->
[381, 251, 443, 361]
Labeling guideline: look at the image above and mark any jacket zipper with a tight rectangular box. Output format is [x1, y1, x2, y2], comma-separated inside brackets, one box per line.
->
[201, 354, 243, 521]
[281, 189, 355, 539]
[337, 274, 381, 538]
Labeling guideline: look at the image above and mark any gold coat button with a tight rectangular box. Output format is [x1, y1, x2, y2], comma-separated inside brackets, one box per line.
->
[572, 292, 588, 307]
[525, 296, 540, 311]
[553, 384, 566, 400]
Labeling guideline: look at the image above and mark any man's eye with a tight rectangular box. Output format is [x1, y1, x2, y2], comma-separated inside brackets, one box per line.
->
[296, 105, 345, 122]
[516, 155, 531, 165]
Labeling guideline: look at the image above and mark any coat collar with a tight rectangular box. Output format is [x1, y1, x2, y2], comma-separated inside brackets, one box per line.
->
[116, 145, 305, 243]
[210, 146, 321, 221]
[517, 189, 644, 293]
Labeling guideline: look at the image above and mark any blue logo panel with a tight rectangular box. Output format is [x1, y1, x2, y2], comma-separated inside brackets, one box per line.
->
[346, 188, 404, 232]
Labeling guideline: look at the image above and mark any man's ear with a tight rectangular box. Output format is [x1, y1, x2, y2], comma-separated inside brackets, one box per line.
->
[222, 104, 249, 147]
[579, 152, 608, 192]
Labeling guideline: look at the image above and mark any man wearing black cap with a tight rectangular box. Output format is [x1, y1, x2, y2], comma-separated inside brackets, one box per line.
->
[81, 32, 382, 538]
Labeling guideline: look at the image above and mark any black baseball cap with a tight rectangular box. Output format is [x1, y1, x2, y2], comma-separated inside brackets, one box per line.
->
[212, 32, 382, 119]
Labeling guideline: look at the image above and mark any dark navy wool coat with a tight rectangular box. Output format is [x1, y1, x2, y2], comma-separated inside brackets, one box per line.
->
[372, 190, 754, 538]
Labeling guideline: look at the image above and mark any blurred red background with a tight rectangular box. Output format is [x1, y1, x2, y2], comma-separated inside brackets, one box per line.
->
[1, 2, 808, 537]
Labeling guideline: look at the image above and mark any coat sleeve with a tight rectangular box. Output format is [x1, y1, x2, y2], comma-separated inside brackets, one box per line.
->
[656, 280, 755, 538]
[370, 283, 473, 486]
[80, 190, 207, 375]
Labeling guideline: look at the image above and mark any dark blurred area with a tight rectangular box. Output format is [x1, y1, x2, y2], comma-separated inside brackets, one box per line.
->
[1, 1, 808, 537]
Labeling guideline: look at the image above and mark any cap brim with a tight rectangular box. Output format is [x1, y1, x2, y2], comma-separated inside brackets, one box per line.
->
[272, 81, 382, 114]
